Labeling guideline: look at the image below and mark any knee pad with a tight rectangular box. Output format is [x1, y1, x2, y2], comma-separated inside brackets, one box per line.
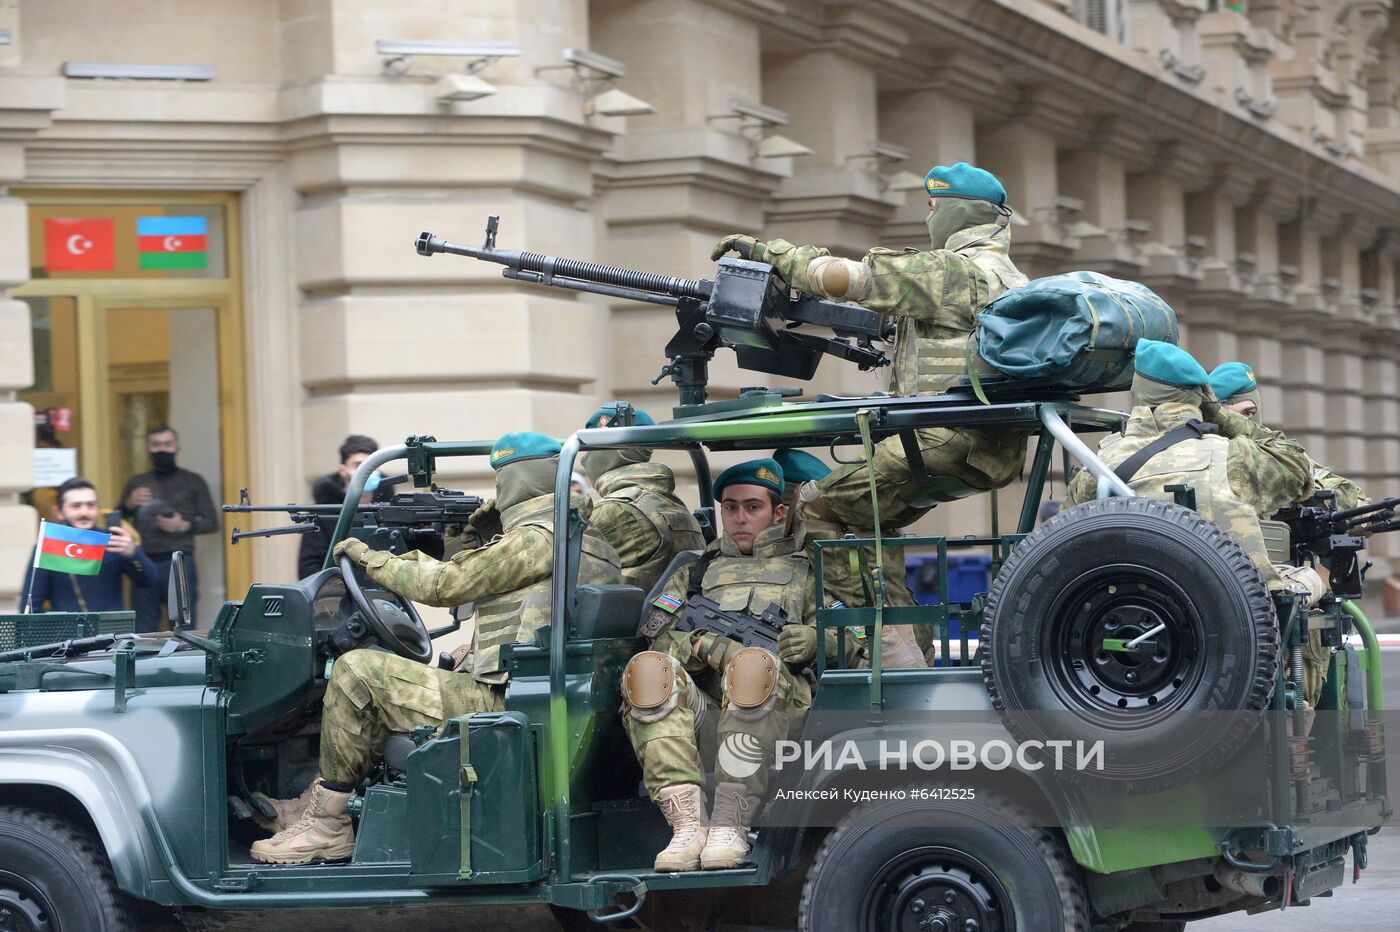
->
[623, 651, 680, 722]
[723, 647, 780, 710]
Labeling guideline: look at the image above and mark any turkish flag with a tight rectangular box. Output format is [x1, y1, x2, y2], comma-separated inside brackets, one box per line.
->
[44, 218, 115, 272]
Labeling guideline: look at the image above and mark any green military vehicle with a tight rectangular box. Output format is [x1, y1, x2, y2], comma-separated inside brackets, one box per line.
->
[0, 229, 1390, 931]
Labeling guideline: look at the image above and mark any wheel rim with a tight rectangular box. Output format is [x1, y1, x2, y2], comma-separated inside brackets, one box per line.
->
[1045, 565, 1204, 719]
[0, 872, 57, 932]
[861, 846, 1011, 932]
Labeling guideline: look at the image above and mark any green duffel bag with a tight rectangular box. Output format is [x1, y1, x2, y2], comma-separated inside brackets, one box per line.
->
[973, 270, 1179, 394]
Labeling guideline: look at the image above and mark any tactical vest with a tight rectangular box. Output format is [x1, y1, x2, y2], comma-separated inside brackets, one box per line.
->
[889, 223, 1028, 398]
[1095, 412, 1281, 585]
[696, 528, 813, 626]
[593, 463, 706, 592]
[470, 493, 620, 683]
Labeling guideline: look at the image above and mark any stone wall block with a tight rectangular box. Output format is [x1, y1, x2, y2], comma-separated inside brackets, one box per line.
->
[1281, 342, 1325, 385]
[0, 299, 34, 392]
[0, 502, 39, 610]
[0, 402, 35, 495]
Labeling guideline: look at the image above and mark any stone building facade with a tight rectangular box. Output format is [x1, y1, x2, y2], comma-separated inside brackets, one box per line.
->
[1, 0, 1398, 609]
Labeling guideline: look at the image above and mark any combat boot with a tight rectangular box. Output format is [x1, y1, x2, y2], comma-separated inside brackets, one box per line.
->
[250, 780, 317, 833]
[701, 782, 753, 870]
[249, 781, 355, 865]
[653, 783, 708, 872]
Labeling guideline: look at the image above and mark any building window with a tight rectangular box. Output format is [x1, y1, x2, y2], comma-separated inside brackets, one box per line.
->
[1074, 0, 1128, 42]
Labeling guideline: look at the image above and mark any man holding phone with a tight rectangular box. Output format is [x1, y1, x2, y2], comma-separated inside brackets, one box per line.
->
[20, 477, 157, 613]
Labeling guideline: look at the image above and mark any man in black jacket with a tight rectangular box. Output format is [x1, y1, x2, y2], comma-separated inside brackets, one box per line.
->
[297, 435, 380, 578]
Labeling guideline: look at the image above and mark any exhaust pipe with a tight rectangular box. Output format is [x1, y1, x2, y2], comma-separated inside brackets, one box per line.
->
[1214, 865, 1283, 899]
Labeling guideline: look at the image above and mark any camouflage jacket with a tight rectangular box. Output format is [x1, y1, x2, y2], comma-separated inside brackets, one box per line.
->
[1063, 404, 1314, 584]
[1311, 459, 1368, 511]
[765, 222, 1027, 396]
[359, 491, 621, 682]
[591, 462, 706, 593]
[639, 524, 863, 688]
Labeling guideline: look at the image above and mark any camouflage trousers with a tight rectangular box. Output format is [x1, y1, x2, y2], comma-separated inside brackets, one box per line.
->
[320, 649, 505, 786]
[623, 651, 808, 801]
[802, 427, 1028, 531]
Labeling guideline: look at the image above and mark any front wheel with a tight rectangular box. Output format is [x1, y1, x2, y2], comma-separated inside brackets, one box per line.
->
[0, 806, 136, 931]
[798, 789, 1088, 931]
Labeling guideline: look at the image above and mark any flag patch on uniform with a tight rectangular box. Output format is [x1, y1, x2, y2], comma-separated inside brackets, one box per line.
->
[652, 594, 684, 614]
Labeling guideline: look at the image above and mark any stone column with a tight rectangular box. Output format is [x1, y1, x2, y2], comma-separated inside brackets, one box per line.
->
[878, 88, 977, 246]
[1058, 148, 1143, 276]
[975, 122, 1073, 280]
[0, 64, 64, 610]
[291, 0, 612, 489]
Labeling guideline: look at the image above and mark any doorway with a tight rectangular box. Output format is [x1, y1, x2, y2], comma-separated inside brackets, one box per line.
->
[16, 191, 248, 628]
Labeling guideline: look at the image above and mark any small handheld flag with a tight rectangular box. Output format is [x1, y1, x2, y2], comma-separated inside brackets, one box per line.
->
[34, 519, 110, 576]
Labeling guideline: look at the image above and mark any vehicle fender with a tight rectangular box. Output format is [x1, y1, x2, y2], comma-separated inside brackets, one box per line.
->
[0, 730, 168, 897]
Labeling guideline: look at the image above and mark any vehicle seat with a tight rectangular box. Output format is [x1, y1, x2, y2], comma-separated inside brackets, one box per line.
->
[640, 551, 703, 634]
[570, 584, 645, 640]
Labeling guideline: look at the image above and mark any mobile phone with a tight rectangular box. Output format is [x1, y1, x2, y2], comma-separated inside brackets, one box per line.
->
[106, 510, 123, 530]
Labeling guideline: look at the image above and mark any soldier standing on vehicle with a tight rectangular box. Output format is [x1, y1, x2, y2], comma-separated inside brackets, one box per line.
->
[249, 432, 621, 865]
[712, 162, 1030, 533]
[580, 404, 706, 593]
[1061, 342, 1328, 694]
[621, 459, 863, 873]
[1209, 361, 1370, 511]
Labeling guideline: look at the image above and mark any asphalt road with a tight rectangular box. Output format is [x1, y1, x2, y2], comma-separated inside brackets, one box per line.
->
[167, 618, 1400, 931]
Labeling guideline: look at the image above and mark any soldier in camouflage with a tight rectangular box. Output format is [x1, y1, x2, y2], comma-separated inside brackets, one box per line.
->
[1209, 361, 1370, 511]
[1061, 343, 1328, 703]
[713, 162, 1030, 533]
[581, 404, 706, 593]
[249, 432, 621, 865]
[1209, 360, 1368, 700]
[621, 459, 863, 873]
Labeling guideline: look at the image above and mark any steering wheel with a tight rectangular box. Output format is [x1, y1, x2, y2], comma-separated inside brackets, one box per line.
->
[338, 554, 433, 663]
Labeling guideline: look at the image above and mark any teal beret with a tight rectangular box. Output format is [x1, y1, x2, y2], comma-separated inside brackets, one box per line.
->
[1208, 362, 1258, 402]
[1134, 339, 1210, 389]
[585, 403, 655, 429]
[490, 431, 561, 470]
[713, 458, 784, 499]
[772, 448, 830, 484]
[924, 162, 1007, 206]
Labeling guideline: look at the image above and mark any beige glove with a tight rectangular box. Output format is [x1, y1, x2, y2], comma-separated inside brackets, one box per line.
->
[777, 624, 818, 664]
[711, 234, 769, 262]
[332, 537, 369, 565]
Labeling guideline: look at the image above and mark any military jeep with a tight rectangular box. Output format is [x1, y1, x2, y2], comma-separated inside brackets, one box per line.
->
[0, 389, 1389, 932]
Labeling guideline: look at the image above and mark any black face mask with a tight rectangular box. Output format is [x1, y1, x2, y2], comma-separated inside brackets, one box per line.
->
[150, 451, 178, 475]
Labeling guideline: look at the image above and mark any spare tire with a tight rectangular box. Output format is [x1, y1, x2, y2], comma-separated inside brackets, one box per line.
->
[980, 496, 1279, 793]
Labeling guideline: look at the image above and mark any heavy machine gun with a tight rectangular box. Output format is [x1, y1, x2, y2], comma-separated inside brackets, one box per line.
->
[224, 488, 487, 559]
[415, 217, 893, 410]
[1275, 493, 1400, 599]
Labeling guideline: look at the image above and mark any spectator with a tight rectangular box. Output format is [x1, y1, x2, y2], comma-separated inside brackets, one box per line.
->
[121, 426, 219, 632]
[20, 477, 157, 613]
[297, 435, 380, 578]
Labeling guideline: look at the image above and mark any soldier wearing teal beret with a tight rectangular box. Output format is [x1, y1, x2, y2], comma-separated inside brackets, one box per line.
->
[490, 431, 562, 470]
[713, 458, 784, 500]
[1208, 362, 1260, 420]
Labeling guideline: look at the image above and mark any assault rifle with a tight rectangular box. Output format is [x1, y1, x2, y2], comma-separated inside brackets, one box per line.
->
[1274, 494, 1400, 600]
[670, 594, 789, 653]
[416, 217, 893, 410]
[224, 489, 487, 559]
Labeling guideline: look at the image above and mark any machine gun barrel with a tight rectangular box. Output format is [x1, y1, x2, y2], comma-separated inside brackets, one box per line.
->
[1333, 496, 1400, 524]
[416, 222, 712, 307]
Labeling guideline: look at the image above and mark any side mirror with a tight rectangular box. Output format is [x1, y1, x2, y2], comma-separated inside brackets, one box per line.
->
[168, 551, 193, 630]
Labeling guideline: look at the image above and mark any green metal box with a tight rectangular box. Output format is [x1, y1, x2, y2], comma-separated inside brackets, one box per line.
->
[0, 611, 135, 651]
[407, 711, 544, 883]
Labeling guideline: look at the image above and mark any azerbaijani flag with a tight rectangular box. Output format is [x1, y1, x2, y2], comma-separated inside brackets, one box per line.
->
[33, 519, 110, 576]
[137, 216, 209, 270]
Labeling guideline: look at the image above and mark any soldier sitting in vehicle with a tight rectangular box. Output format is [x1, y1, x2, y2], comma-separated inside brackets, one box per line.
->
[1061, 340, 1324, 616]
[580, 404, 706, 593]
[249, 432, 621, 865]
[712, 162, 1030, 535]
[621, 458, 862, 873]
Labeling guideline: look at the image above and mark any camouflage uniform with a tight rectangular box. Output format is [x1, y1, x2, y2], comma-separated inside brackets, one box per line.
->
[321, 492, 620, 785]
[625, 525, 861, 801]
[586, 459, 706, 593]
[1311, 460, 1368, 511]
[767, 223, 1030, 529]
[1063, 405, 1313, 588]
